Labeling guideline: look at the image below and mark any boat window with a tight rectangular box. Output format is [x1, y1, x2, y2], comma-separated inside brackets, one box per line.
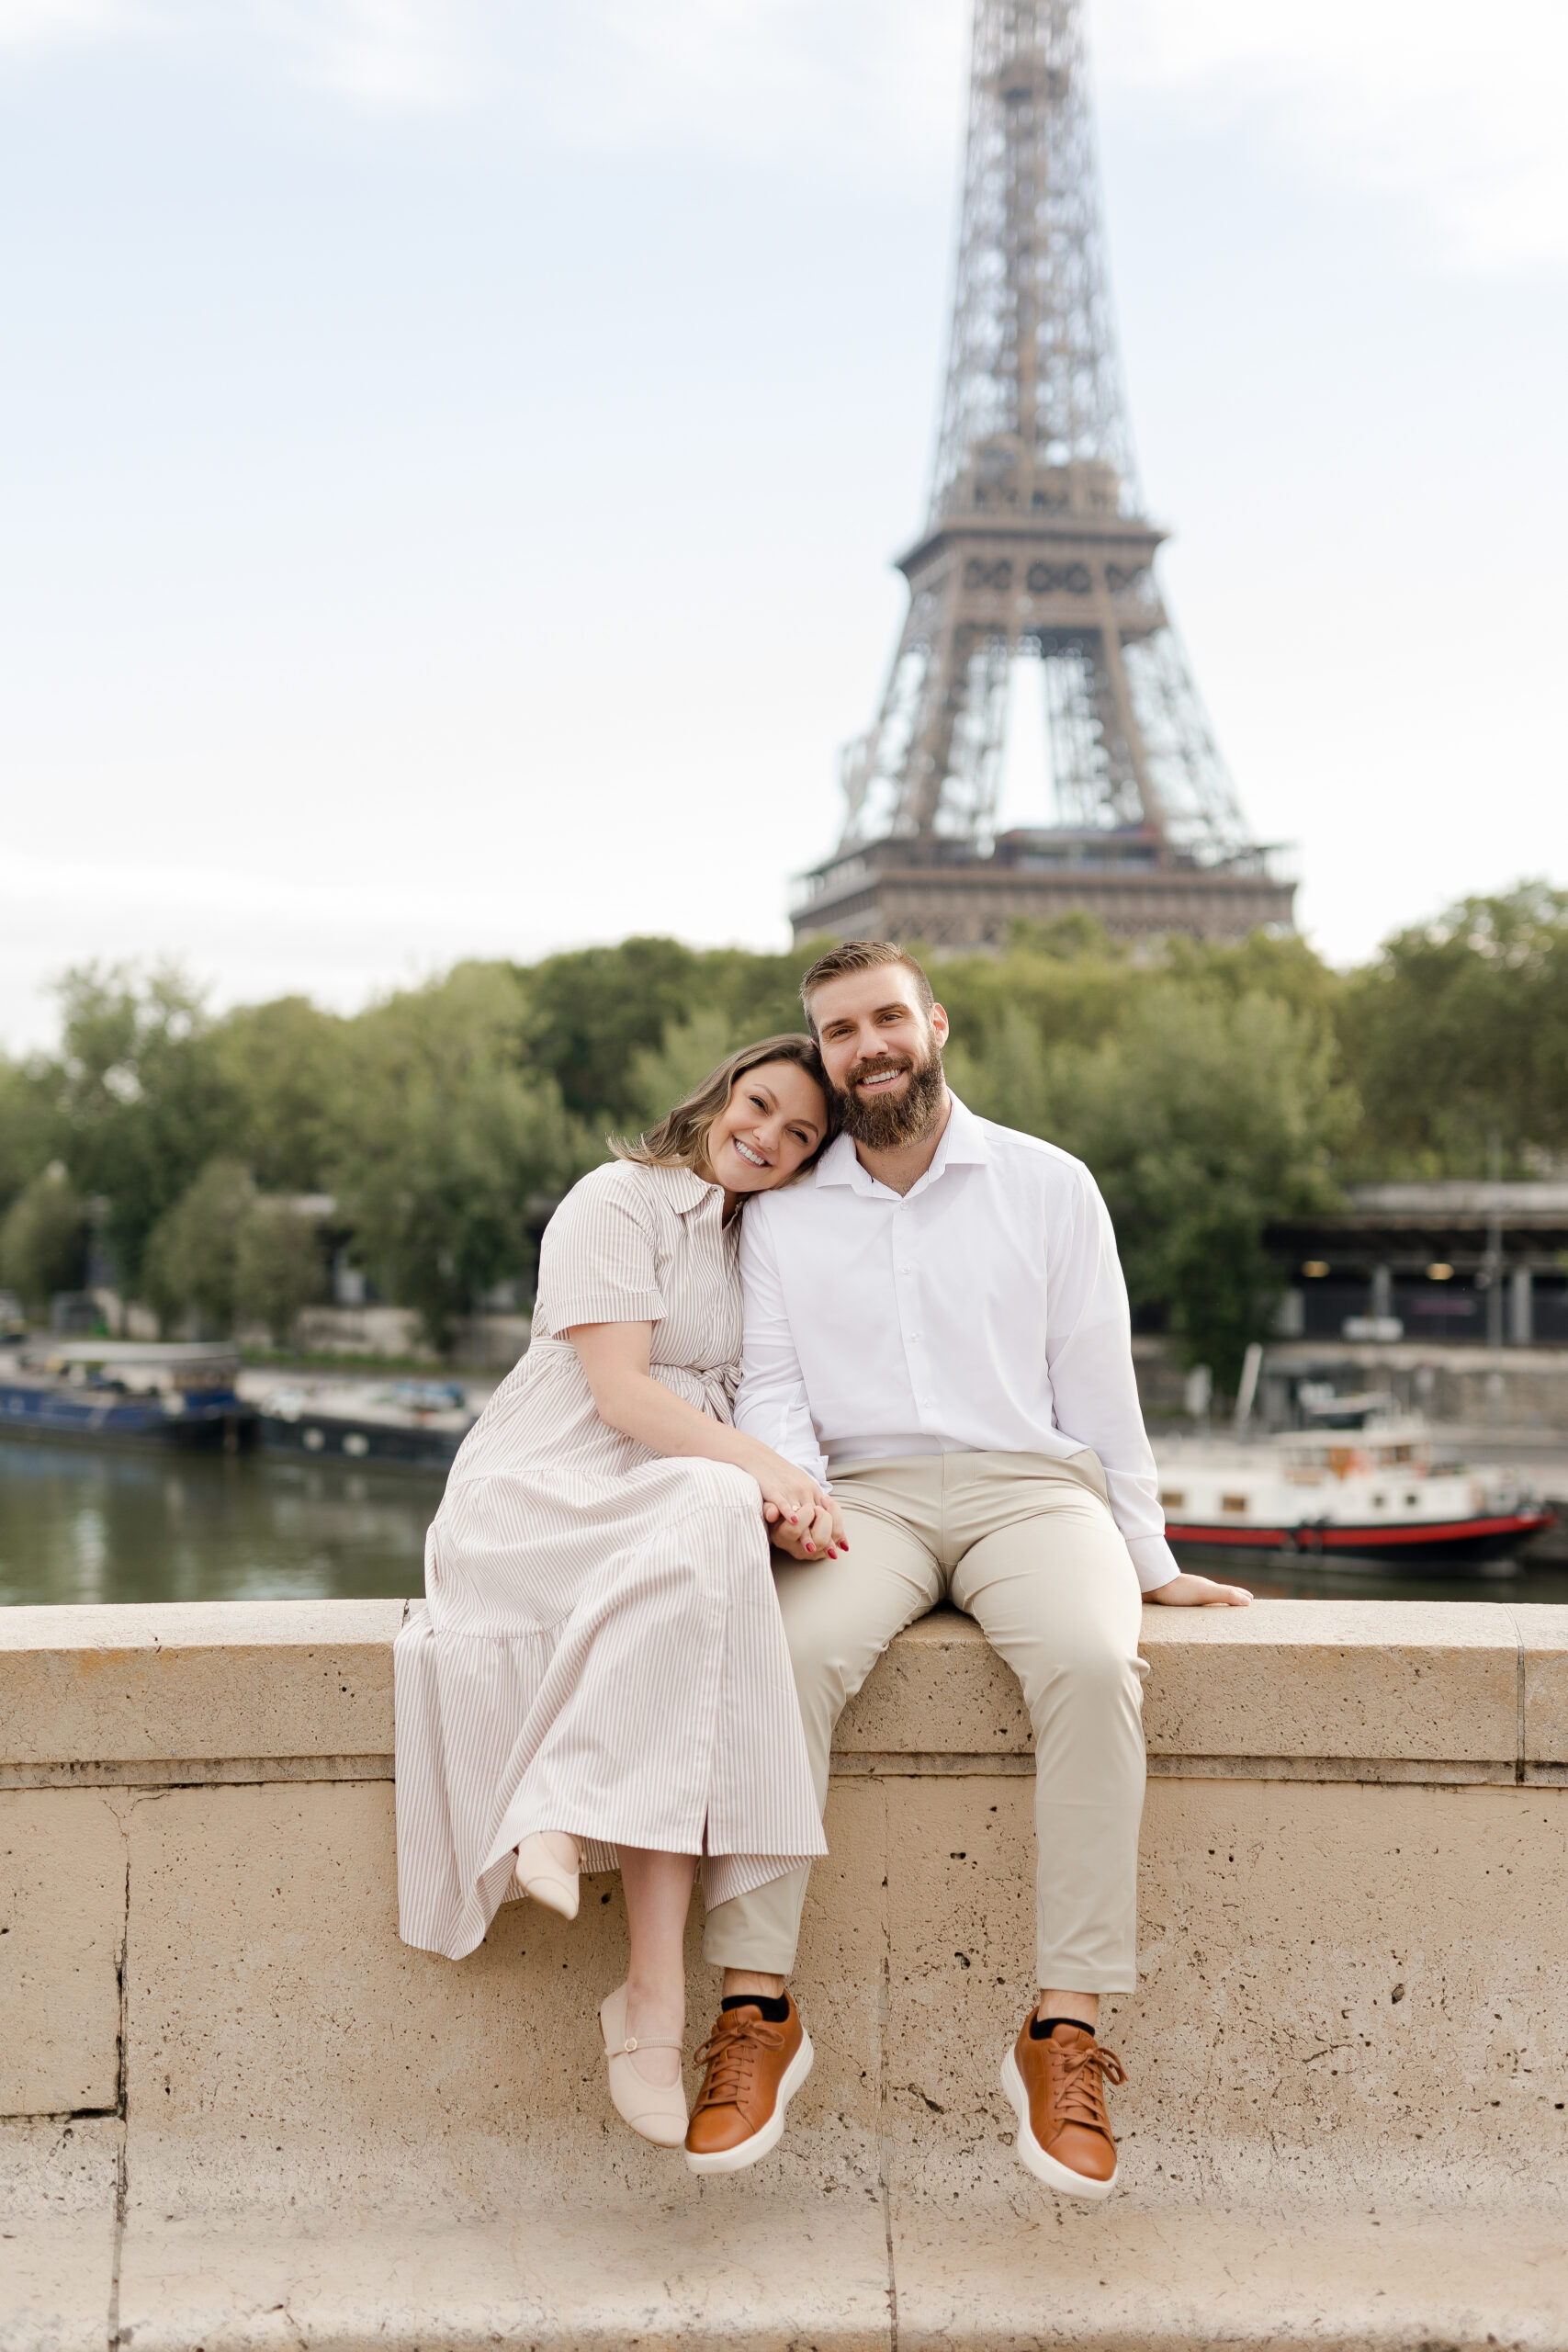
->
[1160, 1490, 1185, 1509]
[1221, 1494, 1247, 1515]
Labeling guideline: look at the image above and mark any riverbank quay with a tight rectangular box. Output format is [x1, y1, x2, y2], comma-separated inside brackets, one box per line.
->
[3, 1600, 1565, 2350]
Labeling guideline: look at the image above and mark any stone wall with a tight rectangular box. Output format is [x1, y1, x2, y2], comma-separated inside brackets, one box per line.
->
[3, 1597, 1567, 2350]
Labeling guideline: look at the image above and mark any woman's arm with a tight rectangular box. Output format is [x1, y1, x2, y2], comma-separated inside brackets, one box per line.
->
[568, 1319, 845, 1556]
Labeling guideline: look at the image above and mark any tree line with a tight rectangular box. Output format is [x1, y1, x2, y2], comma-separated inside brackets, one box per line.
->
[1, 883, 1564, 1386]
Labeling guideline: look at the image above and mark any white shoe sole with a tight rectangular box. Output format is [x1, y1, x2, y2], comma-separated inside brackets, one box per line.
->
[683, 2030, 814, 2175]
[999, 2048, 1117, 2201]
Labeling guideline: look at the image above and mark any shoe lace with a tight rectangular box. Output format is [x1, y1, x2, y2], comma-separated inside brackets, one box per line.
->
[692, 2010, 786, 2112]
[1052, 2039, 1127, 2138]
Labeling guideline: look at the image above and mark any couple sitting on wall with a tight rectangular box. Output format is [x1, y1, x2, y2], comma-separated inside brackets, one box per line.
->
[394, 940, 1247, 2199]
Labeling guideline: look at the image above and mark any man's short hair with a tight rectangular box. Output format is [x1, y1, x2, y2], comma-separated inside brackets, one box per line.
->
[798, 940, 935, 1035]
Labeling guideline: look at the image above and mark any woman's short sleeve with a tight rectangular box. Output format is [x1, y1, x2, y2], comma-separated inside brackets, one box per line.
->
[536, 1167, 666, 1333]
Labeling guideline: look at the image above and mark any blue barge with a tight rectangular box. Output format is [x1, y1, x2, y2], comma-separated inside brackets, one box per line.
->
[0, 1341, 255, 1453]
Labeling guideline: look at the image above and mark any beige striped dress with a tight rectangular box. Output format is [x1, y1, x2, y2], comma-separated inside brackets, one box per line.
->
[394, 1157, 827, 1961]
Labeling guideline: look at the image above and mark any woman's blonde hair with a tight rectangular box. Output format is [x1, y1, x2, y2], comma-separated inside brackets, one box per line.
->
[614, 1034, 836, 1180]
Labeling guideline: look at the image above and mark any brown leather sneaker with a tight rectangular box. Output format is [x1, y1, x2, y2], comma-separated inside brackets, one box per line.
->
[1000, 2018, 1126, 2200]
[683, 1996, 814, 2175]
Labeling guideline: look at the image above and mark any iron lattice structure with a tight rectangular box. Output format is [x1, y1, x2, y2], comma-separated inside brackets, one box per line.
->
[795, 0, 1292, 949]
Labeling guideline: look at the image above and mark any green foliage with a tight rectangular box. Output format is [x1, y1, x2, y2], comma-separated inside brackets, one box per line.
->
[326, 964, 592, 1349]
[0, 1164, 86, 1310]
[1050, 989, 1347, 1389]
[142, 1159, 257, 1336]
[623, 1012, 740, 1136]
[48, 965, 237, 1292]
[234, 1201, 328, 1347]
[208, 997, 348, 1193]
[6, 882, 1566, 1368]
[521, 938, 807, 1125]
[1337, 883, 1568, 1175]
[0, 1057, 59, 1222]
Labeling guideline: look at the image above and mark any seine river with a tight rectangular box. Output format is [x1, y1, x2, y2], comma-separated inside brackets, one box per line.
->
[3, 1439, 1567, 1609]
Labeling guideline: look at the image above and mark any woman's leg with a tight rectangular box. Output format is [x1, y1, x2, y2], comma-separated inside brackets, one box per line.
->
[619, 1847, 696, 2087]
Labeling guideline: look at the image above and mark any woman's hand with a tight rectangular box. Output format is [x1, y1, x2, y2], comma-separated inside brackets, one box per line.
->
[567, 1320, 846, 1555]
[744, 1445, 846, 1559]
[1145, 1572, 1251, 1607]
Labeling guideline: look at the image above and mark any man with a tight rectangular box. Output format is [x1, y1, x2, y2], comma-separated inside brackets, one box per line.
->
[682, 940, 1247, 2194]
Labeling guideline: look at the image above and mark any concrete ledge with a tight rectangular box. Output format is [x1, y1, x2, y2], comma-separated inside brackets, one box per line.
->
[5, 1595, 1565, 1780]
[4, 1598, 1568, 2350]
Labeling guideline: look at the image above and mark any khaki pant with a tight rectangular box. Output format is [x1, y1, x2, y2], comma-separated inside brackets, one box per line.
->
[702, 1452, 1149, 1992]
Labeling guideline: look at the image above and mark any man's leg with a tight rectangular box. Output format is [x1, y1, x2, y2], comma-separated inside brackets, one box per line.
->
[702, 1462, 943, 1980]
[686, 1463, 942, 2173]
[949, 1455, 1146, 2198]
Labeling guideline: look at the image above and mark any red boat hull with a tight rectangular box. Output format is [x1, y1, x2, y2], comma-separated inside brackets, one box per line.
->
[1168, 1510, 1553, 1563]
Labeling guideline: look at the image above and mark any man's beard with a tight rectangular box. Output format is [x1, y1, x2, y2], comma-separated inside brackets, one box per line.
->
[835, 1043, 947, 1151]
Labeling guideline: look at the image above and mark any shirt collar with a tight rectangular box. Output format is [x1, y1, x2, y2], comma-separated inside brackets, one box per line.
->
[814, 1091, 989, 1196]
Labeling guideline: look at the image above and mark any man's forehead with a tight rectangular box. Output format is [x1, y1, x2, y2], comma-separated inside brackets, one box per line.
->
[809, 978, 923, 1024]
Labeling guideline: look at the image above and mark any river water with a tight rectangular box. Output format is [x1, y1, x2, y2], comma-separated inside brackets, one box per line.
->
[3, 1439, 1567, 1609]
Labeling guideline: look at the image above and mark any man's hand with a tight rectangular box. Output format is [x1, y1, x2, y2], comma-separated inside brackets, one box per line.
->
[768, 1495, 846, 1561]
[1145, 1571, 1251, 1607]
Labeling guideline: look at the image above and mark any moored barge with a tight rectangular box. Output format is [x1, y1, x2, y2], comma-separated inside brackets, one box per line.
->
[0, 1341, 255, 1453]
[256, 1378, 476, 1471]
[1156, 1415, 1551, 1563]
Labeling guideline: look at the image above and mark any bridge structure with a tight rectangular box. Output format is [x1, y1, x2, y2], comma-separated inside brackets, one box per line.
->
[794, 0, 1295, 951]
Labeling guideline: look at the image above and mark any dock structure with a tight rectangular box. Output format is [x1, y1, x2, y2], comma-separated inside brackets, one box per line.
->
[5, 1595, 1565, 2346]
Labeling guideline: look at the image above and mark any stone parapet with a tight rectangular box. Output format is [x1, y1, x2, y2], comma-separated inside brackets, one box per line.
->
[3, 1597, 1567, 2349]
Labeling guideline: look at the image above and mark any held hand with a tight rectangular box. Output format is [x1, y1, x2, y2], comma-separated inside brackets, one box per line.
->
[1145, 1571, 1251, 1607]
[750, 1451, 846, 1559]
[767, 1493, 847, 1562]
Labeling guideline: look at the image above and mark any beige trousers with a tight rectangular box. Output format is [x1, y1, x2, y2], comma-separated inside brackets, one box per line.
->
[702, 1452, 1149, 1992]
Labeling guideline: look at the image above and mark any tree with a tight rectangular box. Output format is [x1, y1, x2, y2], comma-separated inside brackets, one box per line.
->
[328, 964, 592, 1348]
[522, 939, 711, 1125]
[209, 997, 348, 1193]
[1046, 987, 1349, 1388]
[522, 939, 810, 1129]
[0, 1057, 60, 1224]
[234, 1200, 327, 1348]
[624, 1012, 739, 1137]
[944, 1004, 1052, 1137]
[0, 1165, 85, 1312]
[1338, 884, 1568, 1175]
[48, 965, 238, 1293]
[142, 1159, 256, 1336]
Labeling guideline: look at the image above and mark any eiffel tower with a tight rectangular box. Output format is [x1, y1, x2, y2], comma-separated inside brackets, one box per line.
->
[793, 0, 1294, 950]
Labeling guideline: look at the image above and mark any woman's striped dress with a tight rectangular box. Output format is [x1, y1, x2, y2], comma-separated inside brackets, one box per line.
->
[393, 1158, 826, 1961]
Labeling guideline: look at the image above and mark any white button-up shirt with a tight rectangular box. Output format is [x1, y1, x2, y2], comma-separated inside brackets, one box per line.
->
[734, 1092, 1179, 1591]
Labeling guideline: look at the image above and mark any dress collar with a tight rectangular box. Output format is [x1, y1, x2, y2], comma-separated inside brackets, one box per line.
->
[638, 1159, 722, 1217]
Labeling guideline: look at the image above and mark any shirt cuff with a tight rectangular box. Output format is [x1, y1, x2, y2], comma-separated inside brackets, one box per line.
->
[1125, 1533, 1180, 1594]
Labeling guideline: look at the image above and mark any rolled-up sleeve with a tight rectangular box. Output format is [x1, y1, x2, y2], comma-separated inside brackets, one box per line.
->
[735, 1208, 829, 1487]
[1044, 1168, 1179, 1593]
[537, 1169, 665, 1334]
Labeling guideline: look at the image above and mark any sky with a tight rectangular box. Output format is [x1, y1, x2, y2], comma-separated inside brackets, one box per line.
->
[2, 0, 1565, 1052]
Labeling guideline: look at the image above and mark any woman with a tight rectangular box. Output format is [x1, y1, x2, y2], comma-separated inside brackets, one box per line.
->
[394, 1035, 840, 2155]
